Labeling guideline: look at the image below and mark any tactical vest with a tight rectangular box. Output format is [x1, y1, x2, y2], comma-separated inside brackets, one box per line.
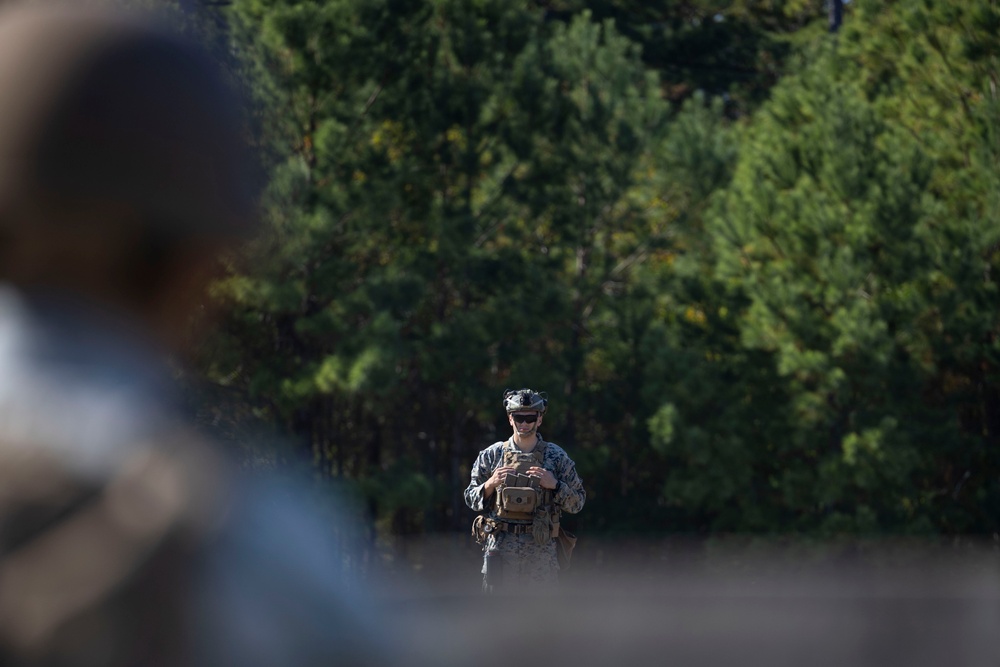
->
[494, 441, 553, 523]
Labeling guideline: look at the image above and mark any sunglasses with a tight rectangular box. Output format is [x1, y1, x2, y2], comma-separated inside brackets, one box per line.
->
[511, 413, 538, 424]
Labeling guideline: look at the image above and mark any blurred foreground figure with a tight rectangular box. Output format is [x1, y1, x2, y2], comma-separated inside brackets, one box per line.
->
[0, 6, 389, 666]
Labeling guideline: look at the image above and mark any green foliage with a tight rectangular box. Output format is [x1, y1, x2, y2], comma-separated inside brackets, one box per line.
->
[189, 0, 1000, 539]
[643, 2, 1000, 536]
[207, 0, 670, 532]
[537, 0, 828, 113]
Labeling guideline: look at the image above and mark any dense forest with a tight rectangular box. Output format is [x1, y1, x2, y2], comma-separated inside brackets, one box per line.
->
[170, 0, 1000, 542]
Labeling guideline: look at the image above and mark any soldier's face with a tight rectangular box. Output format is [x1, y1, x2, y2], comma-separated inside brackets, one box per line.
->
[509, 411, 542, 436]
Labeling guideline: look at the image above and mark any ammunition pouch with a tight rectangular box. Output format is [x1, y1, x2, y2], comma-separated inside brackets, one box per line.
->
[495, 469, 551, 523]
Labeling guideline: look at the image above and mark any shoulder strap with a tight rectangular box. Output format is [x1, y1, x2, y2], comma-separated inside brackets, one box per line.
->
[500, 439, 516, 468]
[0, 431, 226, 662]
[533, 438, 547, 464]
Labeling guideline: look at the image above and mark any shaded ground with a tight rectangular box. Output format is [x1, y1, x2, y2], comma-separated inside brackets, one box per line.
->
[371, 535, 999, 667]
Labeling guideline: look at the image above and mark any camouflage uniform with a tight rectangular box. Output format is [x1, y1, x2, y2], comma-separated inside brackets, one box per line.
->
[464, 436, 585, 590]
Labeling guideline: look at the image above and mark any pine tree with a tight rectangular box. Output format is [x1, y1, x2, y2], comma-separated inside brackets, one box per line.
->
[208, 0, 668, 534]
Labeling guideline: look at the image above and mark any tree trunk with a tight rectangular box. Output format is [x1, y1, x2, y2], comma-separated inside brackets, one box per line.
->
[829, 0, 843, 33]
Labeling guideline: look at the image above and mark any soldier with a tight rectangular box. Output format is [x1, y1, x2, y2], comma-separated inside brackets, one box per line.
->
[0, 6, 391, 666]
[464, 388, 586, 592]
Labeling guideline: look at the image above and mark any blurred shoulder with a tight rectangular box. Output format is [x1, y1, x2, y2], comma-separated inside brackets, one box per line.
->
[192, 470, 396, 666]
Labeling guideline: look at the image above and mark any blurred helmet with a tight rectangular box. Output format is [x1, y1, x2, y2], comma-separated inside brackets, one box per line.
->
[503, 388, 547, 414]
[0, 5, 258, 239]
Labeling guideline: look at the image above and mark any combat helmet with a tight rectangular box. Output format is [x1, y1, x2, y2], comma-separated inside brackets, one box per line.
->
[503, 388, 547, 414]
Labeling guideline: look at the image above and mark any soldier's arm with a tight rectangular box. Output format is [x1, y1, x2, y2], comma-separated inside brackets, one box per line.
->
[463, 448, 497, 512]
[552, 454, 586, 514]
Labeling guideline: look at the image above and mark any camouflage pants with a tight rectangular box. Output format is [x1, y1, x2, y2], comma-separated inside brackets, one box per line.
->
[481, 531, 559, 593]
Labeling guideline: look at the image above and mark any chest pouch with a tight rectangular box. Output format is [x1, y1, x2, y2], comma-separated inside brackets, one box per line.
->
[494, 449, 546, 521]
[499, 483, 538, 514]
